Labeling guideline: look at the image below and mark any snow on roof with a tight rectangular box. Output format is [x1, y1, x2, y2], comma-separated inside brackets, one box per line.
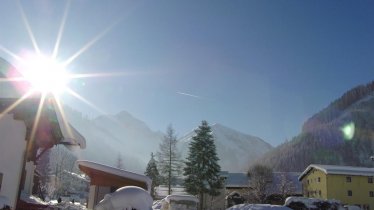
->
[77, 160, 151, 191]
[164, 195, 199, 203]
[227, 204, 292, 210]
[299, 164, 374, 180]
[225, 172, 249, 188]
[54, 105, 86, 149]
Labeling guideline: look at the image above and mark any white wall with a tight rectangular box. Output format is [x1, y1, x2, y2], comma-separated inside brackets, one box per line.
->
[0, 113, 27, 208]
[24, 162, 35, 195]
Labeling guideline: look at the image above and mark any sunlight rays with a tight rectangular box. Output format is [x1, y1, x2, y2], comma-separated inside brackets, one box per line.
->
[53, 96, 74, 139]
[65, 88, 107, 115]
[0, 1, 139, 145]
[63, 17, 123, 66]
[16, 0, 40, 55]
[69, 72, 131, 79]
[27, 94, 46, 154]
[52, 0, 71, 59]
[0, 89, 34, 119]
[0, 45, 22, 62]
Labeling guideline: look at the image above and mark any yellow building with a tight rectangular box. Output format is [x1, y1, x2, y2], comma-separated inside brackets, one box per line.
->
[299, 164, 374, 210]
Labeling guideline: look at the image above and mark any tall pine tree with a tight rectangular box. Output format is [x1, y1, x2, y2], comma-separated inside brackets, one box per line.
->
[184, 120, 223, 210]
[144, 153, 160, 199]
[157, 125, 182, 195]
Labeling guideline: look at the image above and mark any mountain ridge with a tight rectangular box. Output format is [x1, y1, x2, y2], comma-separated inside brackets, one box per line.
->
[64, 108, 272, 173]
[255, 81, 374, 172]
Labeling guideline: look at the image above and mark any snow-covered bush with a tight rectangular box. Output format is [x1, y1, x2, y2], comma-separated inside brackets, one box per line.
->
[285, 197, 345, 210]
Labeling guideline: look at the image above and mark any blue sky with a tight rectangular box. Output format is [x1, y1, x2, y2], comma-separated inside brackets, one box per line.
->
[0, 0, 373, 146]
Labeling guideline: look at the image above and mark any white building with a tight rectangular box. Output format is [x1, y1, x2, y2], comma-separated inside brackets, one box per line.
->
[0, 58, 86, 209]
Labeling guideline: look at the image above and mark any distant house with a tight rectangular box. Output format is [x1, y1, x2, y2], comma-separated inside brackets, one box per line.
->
[0, 58, 86, 209]
[77, 160, 152, 210]
[222, 171, 302, 207]
[222, 172, 249, 208]
[299, 164, 374, 210]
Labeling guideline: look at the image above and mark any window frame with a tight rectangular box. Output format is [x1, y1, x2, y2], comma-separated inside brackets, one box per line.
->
[346, 176, 352, 183]
[348, 190, 352, 196]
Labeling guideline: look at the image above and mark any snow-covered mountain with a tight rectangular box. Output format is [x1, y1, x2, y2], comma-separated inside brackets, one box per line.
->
[64, 107, 272, 173]
[64, 108, 164, 173]
[179, 123, 273, 172]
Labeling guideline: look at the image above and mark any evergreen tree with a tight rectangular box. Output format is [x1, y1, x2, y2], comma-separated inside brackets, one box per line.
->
[184, 120, 223, 210]
[145, 153, 160, 199]
[157, 125, 182, 195]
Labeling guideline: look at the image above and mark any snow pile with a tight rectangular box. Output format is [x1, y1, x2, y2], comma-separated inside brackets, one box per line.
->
[94, 186, 153, 210]
[227, 204, 292, 210]
[20, 192, 48, 205]
[0, 196, 10, 209]
[50, 201, 87, 210]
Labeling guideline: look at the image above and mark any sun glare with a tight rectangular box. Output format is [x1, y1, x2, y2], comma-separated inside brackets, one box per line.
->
[19, 54, 70, 95]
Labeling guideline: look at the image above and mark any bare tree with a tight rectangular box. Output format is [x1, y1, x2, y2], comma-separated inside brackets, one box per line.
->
[116, 153, 125, 169]
[277, 173, 296, 201]
[247, 164, 273, 203]
[157, 125, 182, 195]
[48, 145, 79, 198]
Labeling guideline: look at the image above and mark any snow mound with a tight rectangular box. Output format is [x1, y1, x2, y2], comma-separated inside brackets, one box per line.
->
[226, 204, 292, 210]
[0, 196, 10, 209]
[94, 186, 153, 210]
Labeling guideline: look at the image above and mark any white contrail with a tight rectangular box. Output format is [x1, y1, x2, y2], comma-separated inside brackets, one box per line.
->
[177, 91, 201, 98]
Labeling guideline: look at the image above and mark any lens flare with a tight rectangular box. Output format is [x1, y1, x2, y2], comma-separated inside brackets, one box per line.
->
[19, 53, 70, 95]
[341, 122, 355, 141]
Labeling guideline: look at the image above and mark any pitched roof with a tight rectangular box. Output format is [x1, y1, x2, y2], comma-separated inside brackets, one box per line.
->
[299, 164, 374, 180]
[77, 160, 152, 192]
[225, 172, 249, 188]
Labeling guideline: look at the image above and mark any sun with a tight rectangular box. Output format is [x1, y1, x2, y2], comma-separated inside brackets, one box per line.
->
[19, 53, 70, 95]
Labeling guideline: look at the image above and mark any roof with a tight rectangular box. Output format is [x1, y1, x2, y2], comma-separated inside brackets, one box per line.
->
[0, 97, 86, 149]
[77, 160, 152, 192]
[53, 104, 86, 149]
[299, 164, 374, 180]
[225, 172, 249, 188]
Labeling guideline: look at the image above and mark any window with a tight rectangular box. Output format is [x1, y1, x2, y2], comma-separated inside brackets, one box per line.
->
[307, 179, 309, 184]
[319, 190, 321, 196]
[369, 177, 373, 183]
[348, 190, 352, 196]
[370, 191, 374, 197]
[346, 176, 352, 182]
[0, 173, 2, 191]
[318, 177, 321, 182]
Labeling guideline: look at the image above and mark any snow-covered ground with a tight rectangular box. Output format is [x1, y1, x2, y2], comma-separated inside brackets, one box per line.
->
[0, 196, 10, 209]
[227, 204, 292, 210]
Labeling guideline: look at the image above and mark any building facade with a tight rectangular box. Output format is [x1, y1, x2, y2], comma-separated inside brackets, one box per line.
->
[299, 164, 374, 210]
